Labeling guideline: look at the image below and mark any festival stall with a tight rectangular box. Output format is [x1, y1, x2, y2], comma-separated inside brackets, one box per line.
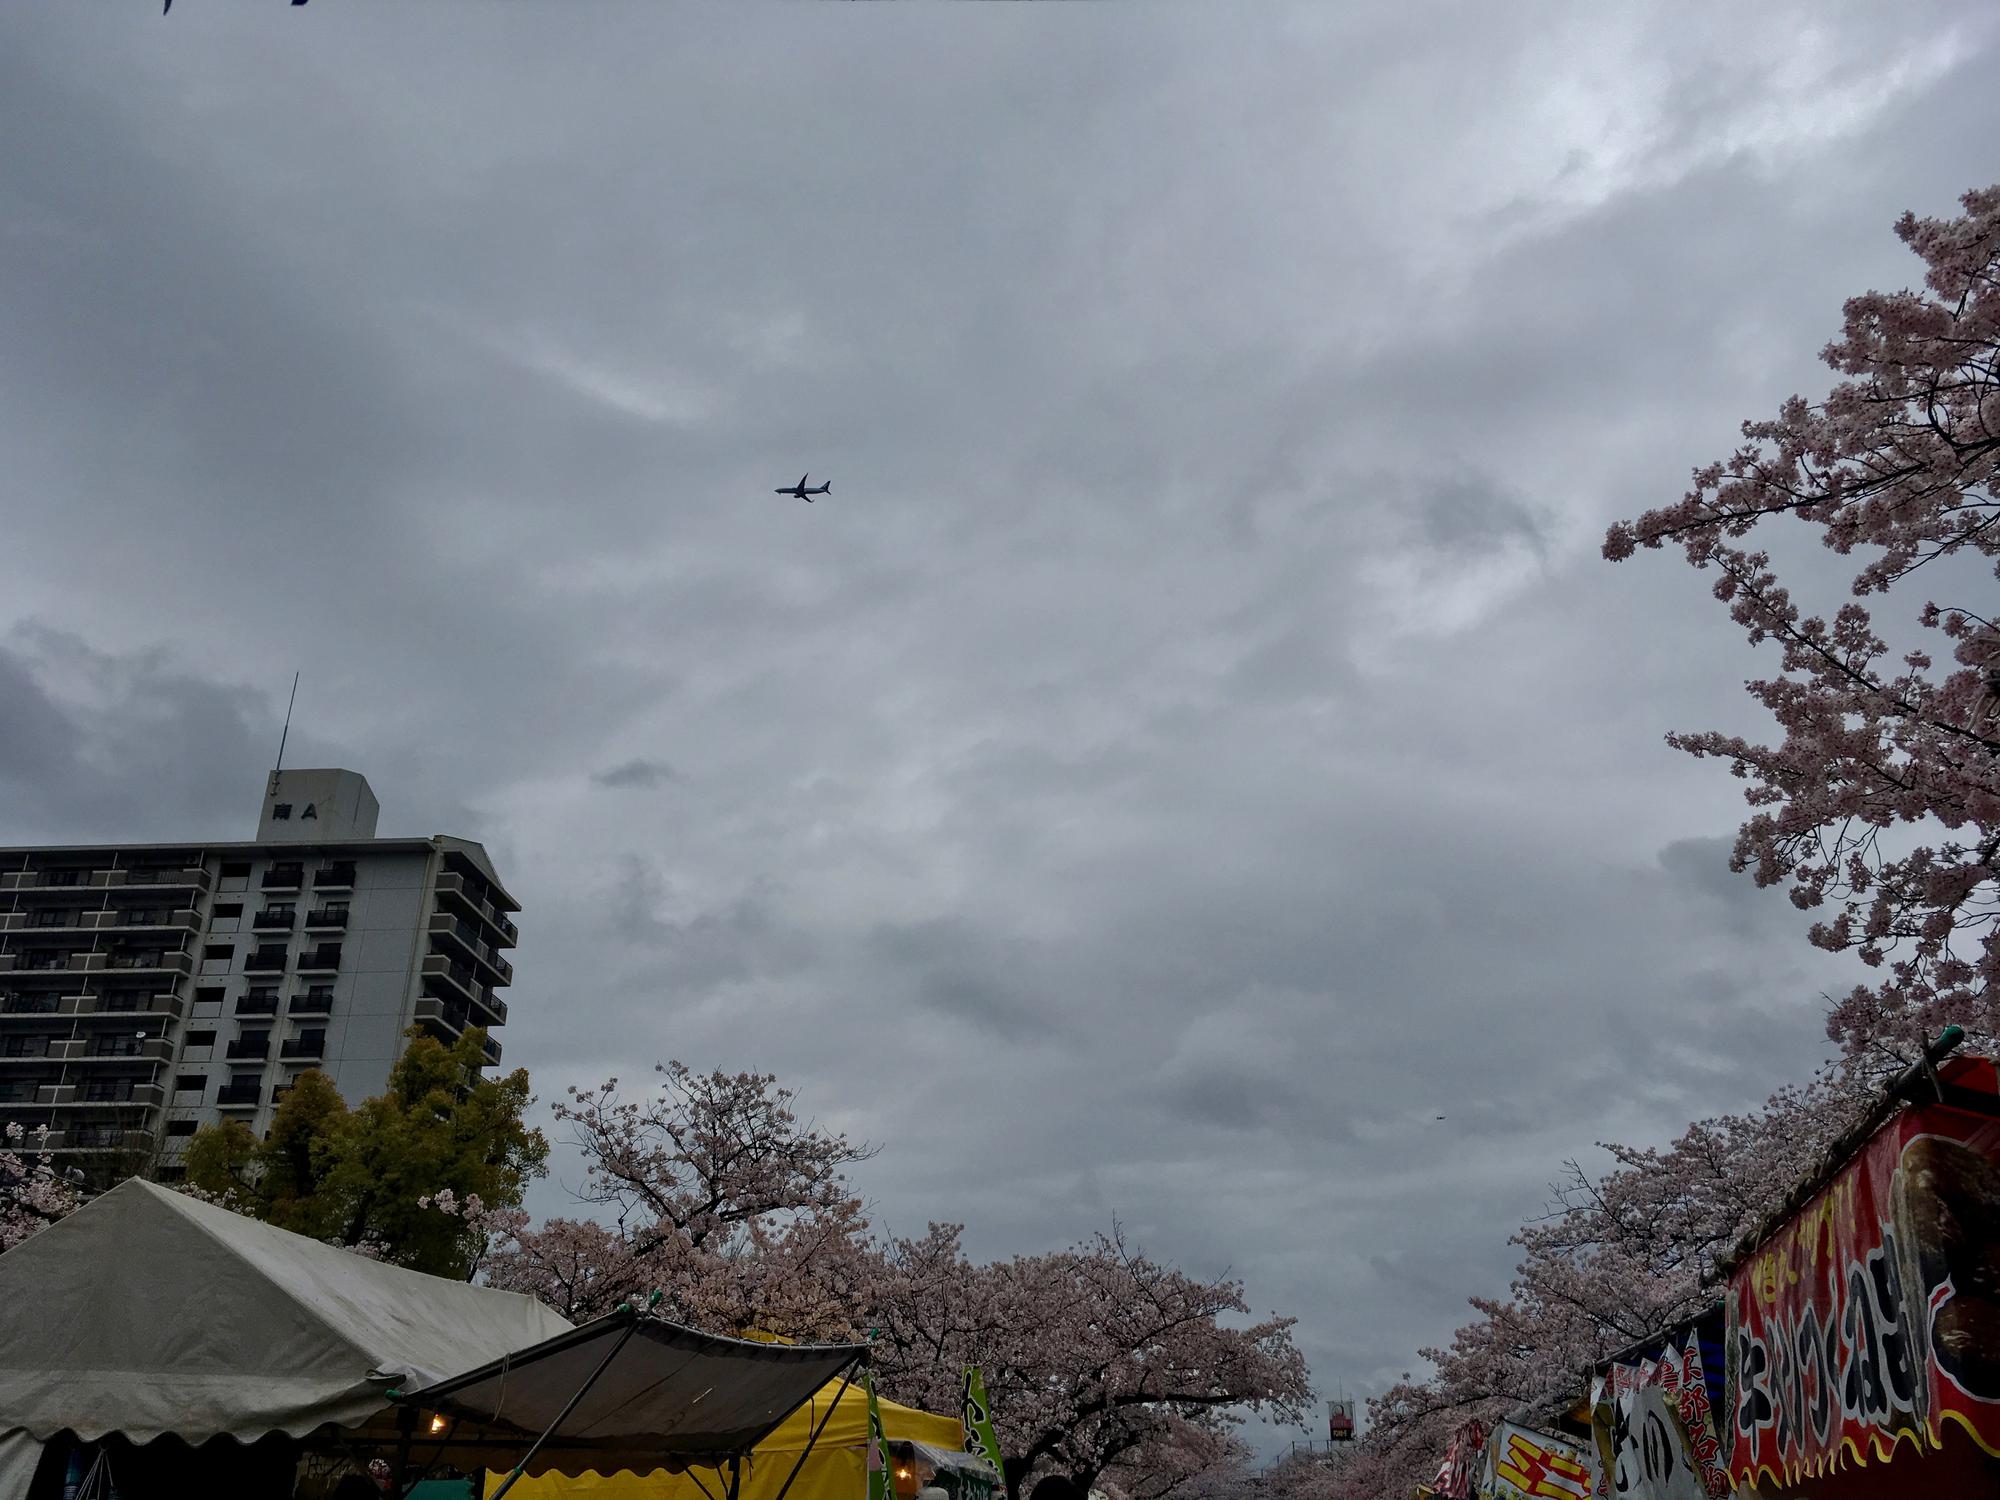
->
[0, 1179, 867, 1500]
[487, 1376, 994, 1500]
[1586, 1309, 1729, 1499]
[1713, 1048, 2000, 1497]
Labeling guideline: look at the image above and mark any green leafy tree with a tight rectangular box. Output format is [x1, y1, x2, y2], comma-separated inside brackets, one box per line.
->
[182, 1027, 547, 1276]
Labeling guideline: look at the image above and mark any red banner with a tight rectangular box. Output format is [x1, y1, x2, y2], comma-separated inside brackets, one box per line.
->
[1725, 1058, 2000, 1488]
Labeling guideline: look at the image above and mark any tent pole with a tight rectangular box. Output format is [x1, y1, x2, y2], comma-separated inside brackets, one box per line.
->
[728, 1454, 743, 1500]
[488, 1315, 646, 1500]
[394, 1405, 417, 1500]
[766, 1353, 864, 1500]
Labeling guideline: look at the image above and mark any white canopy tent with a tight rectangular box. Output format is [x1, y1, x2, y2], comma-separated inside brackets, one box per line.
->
[0, 1180, 868, 1500]
[0, 1178, 576, 1447]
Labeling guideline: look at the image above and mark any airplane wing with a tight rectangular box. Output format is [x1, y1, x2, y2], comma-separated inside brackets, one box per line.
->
[797, 474, 809, 490]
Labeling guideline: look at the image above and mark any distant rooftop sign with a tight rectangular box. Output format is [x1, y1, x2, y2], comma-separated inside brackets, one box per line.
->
[258, 769, 380, 842]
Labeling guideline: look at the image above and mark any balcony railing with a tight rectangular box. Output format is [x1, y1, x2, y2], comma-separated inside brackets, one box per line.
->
[80, 992, 185, 1020]
[216, 1082, 261, 1108]
[225, 1037, 271, 1061]
[40, 1126, 155, 1153]
[123, 867, 210, 891]
[252, 910, 295, 930]
[422, 953, 478, 999]
[45, 1081, 165, 1111]
[236, 993, 279, 1017]
[306, 907, 348, 930]
[85, 1037, 172, 1063]
[280, 1035, 325, 1060]
[0, 994, 60, 1016]
[244, 948, 288, 973]
[290, 989, 335, 1016]
[262, 867, 305, 890]
[314, 864, 357, 890]
[296, 947, 341, 973]
[106, 950, 193, 976]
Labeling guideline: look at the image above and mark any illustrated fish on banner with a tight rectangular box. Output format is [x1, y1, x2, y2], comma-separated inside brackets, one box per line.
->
[1590, 1332, 1730, 1499]
[961, 1367, 1006, 1490]
[1724, 1055, 2000, 1490]
[1482, 1421, 1599, 1500]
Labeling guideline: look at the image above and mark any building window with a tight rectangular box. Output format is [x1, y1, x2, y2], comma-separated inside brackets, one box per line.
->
[30, 909, 69, 929]
[211, 902, 243, 933]
[42, 869, 81, 888]
[218, 862, 250, 894]
[192, 986, 223, 1019]
[166, 1119, 198, 1137]
[174, 1072, 205, 1094]
[272, 803, 292, 820]
[199, 944, 233, 978]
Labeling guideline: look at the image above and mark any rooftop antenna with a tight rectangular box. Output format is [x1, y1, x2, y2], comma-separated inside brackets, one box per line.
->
[272, 672, 300, 791]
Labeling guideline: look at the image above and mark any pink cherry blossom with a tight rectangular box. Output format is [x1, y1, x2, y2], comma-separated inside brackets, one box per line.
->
[1605, 184, 2000, 1060]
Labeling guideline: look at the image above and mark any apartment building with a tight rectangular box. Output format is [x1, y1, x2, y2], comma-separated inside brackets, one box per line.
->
[0, 769, 517, 1181]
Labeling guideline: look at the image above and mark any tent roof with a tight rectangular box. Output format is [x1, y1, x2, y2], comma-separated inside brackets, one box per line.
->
[0, 1178, 574, 1443]
[393, 1312, 868, 1478]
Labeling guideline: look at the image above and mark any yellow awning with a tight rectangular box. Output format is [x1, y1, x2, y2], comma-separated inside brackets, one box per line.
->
[489, 1378, 968, 1500]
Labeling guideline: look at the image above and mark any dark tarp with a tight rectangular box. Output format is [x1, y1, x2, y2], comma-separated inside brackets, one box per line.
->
[382, 1312, 868, 1479]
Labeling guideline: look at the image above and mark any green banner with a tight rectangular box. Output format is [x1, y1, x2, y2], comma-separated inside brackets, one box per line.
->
[961, 1367, 1005, 1489]
[866, 1366, 895, 1500]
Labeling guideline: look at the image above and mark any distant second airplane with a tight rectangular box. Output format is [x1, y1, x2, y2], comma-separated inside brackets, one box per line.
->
[775, 473, 830, 503]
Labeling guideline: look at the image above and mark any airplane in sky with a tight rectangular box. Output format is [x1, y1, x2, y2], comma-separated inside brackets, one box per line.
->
[774, 474, 831, 503]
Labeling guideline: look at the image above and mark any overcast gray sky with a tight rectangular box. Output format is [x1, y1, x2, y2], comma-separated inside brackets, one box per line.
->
[4, 0, 1996, 1451]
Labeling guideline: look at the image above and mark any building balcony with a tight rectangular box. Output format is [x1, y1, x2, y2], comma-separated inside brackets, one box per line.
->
[313, 863, 357, 891]
[0, 912, 82, 932]
[261, 866, 305, 891]
[77, 1037, 175, 1065]
[304, 906, 349, 930]
[119, 867, 212, 892]
[243, 947, 289, 973]
[252, 909, 296, 931]
[105, 950, 193, 977]
[471, 988, 508, 1027]
[81, 909, 201, 935]
[432, 874, 517, 949]
[40, 1126, 156, 1155]
[225, 1037, 271, 1061]
[420, 953, 479, 1004]
[216, 1082, 261, 1109]
[289, 988, 335, 1016]
[235, 993, 280, 1017]
[280, 1035, 325, 1061]
[295, 946, 341, 974]
[49, 1081, 166, 1111]
[0, 992, 61, 1017]
[481, 1034, 502, 1067]
[77, 991, 185, 1021]
[413, 995, 470, 1034]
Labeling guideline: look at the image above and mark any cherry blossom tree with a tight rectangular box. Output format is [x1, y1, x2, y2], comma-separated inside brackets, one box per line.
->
[1605, 184, 2000, 1059]
[0, 1121, 81, 1252]
[476, 1062, 880, 1337]
[1331, 1072, 1863, 1497]
[454, 1062, 1308, 1500]
[869, 1222, 1311, 1500]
